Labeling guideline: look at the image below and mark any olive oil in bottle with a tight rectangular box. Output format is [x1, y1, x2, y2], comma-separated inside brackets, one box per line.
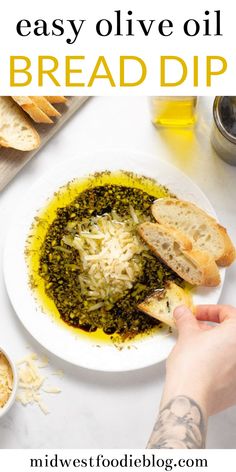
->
[150, 97, 197, 127]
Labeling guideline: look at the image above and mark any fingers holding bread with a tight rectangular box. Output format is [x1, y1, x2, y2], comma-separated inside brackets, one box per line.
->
[136, 195, 235, 328]
[138, 281, 194, 329]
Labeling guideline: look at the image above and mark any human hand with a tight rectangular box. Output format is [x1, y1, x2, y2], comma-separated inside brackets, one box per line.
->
[161, 304, 236, 417]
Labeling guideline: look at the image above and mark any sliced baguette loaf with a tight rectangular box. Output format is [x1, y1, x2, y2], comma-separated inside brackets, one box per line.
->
[152, 198, 235, 267]
[138, 222, 221, 286]
[0, 97, 40, 151]
[45, 96, 67, 104]
[138, 281, 193, 328]
[30, 97, 61, 117]
[12, 96, 53, 124]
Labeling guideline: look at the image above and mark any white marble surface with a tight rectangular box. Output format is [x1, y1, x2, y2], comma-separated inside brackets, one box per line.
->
[0, 97, 236, 449]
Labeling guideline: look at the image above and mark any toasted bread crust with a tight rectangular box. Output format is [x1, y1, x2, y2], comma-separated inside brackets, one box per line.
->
[30, 97, 61, 117]
[45, 96, 67, 104]
[12, 97, 53, 124]
[138, 222, 220, 287]
[185, 248, 221, 287]
[215, 225, 236, 266]
[22, 104, 53, 124]
[152, 198, 235, 267]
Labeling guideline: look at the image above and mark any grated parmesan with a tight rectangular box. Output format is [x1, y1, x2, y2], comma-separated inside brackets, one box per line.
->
[42, 387, 61, 394]
[52, 369, 64, 377]
[0, 352, 13, 409]
[16, 353, 61, 414]
[63, 211, 147, 309]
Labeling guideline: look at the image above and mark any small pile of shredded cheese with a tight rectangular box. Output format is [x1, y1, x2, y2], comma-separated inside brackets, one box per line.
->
[0, 352, 13, 409]
[16, 353, 62, 415]
[63, 210, 147, 309]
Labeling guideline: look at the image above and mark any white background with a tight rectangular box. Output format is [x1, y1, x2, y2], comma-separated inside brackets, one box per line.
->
[1, 0, 236, 94]
[0, 96, 236, 449]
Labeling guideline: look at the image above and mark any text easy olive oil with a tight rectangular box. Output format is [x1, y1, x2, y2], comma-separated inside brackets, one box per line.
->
[150, 97, 197, 127]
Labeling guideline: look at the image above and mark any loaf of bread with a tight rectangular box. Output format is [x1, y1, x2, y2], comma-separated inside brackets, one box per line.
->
[138, 222, 221, 286]
[151, 198, 235, 267]
[138, 281, 193, 328]
[0, 97, 40, 151]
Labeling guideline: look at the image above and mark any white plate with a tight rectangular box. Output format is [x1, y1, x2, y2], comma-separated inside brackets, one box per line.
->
[4, 150, 225, 372]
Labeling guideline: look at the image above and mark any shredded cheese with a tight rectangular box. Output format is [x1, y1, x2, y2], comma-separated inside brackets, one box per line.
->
[0, 352, 13, 409]
[16, 353, 61, 414]
[52, 370, 64, 377]
[63, 211, 147, 309]
[42, 387, 61, 394]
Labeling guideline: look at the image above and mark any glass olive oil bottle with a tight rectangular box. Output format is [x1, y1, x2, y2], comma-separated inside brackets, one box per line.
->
[150, 97, 197, 127]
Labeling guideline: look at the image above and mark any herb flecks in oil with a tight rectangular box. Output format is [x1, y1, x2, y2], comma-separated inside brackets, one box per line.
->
[26, 172, 182, 342]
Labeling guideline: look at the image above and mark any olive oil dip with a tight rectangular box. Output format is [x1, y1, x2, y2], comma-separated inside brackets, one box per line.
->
[26, 171, 183, 343]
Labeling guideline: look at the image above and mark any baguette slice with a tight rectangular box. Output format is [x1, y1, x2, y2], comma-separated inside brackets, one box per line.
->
[152, 198, 235, 267]
[45, 96, 67, 104]
[12, 97, 53, 124]
[0, 97, 40, 151]
[138, 222, 221, 286]
[30, 96, 61, 117]
[138, 282, 193, 329]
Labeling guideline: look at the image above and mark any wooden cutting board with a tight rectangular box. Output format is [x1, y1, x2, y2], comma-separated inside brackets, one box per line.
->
[0, 96, 89, 192]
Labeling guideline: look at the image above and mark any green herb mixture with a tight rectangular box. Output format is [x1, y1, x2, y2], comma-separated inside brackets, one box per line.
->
[38, 184, 182, 339]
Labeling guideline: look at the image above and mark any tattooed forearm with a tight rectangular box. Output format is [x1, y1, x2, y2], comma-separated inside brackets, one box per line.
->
[147, 396, 206, 449]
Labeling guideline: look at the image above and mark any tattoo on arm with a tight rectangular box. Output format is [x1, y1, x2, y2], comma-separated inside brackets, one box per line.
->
[147, 396, 206, 449]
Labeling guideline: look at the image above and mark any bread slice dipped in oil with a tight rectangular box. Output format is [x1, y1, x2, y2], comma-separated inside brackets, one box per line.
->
[151, 198, 235, 267]
[138, 222, 221, 287]
[138, 281, 193, 329]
